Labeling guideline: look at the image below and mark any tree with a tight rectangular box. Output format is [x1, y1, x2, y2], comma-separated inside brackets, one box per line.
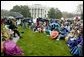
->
[47, 8, 56, 19]
[20, 5, 31, 18]
[77, 4, 83, 14]
[10, 5, 21, 13]
[55, 8, 62, 19]
[76, 4, 83, 19]
[10, 5, 31, 18]
[62, 11, 74, 18]
[1, 9, 10, 17]
[48, 8, 62, 19]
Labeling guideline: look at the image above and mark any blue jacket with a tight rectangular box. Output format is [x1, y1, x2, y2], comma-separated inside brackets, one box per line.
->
[60, 27, 69, 35]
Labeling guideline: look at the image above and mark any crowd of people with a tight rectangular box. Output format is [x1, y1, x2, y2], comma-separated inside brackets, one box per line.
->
[1, 16, 83, 56]
[1, 18, 24, 56]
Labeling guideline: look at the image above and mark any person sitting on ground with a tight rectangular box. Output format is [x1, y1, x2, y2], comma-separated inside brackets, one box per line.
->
[37, 25, 43, 33]
[64, 23, 71, 33]
[1, 23, 10, 41]
[56, 24, 69, 40]
[65, 29, 75, 42]
[50, 29, 59, 39]
[67, 29, 83, 55]
[1, 37, 24, 56]
[45, 25, 51, 36]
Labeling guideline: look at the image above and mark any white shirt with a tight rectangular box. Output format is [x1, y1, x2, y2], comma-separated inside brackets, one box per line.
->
[17, 19, 21, 25]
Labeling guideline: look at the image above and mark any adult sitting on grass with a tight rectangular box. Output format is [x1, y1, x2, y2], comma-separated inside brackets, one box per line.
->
[56, 24, 69, 41]
[66, 27, 83, 48]
[50, 22, 60, 32]
[71, 39, 83, 56]
[68, 29, 83, 56]
[37, 24, 43, 33]
[50, 29, 59, 39]
[65, 29, 75, 42]
[1, 37, 24, 56]
[45, 25, 51, 36]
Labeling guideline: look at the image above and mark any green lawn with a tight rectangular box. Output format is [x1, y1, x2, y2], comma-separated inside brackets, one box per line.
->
[17, 26, 72, 56]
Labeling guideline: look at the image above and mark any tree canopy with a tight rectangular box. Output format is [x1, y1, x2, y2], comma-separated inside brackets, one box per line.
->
[10, 5, 31, 18]
[48, 8, 62, 19]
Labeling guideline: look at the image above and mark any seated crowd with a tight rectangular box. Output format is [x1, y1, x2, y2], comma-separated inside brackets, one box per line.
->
[1, 17, 83, 56]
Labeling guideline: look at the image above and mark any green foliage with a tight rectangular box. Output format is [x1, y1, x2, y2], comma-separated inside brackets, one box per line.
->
[10, 5, 21, 13]
[62, 12, 74, 18]
[77, 4, 83, 14]
[55, 8, 62, 19]
[1, 9, 10, 17]
[48, 8, 62, 19]
[10, 5, 31, 18]
[48, 8, 56, 19]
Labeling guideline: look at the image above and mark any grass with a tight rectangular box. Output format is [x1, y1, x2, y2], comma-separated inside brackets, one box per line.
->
[17, 26, 72, 56]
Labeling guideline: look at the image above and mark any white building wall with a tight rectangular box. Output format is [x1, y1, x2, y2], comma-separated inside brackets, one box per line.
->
[29, 4, 50, 19]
